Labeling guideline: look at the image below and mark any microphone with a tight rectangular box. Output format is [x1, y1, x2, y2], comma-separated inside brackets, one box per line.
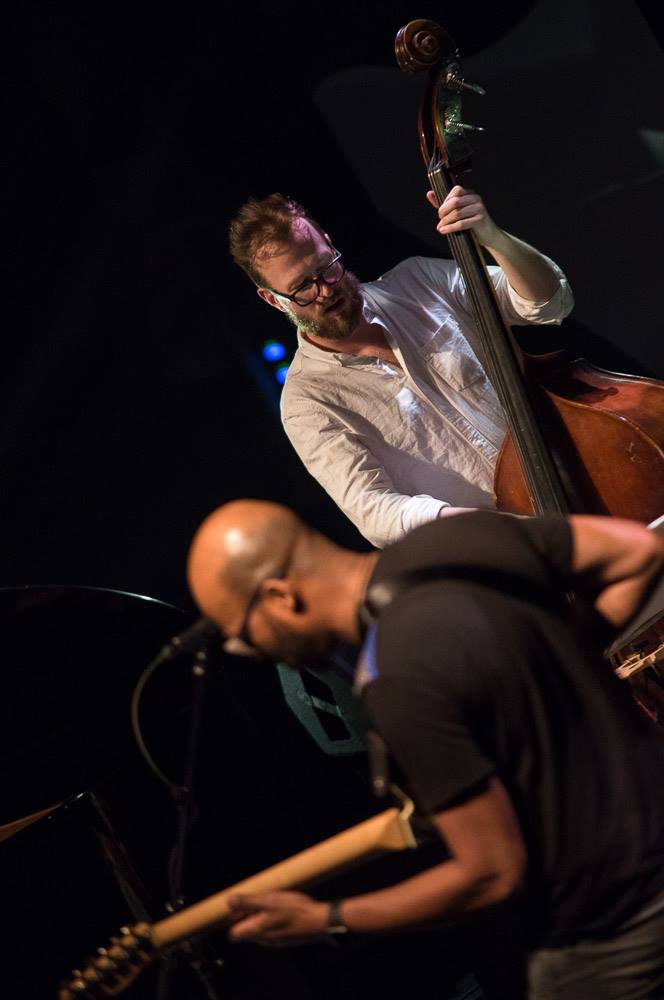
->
[160, 617, 219, 660]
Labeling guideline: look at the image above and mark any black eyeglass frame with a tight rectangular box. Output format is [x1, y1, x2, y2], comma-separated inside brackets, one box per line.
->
[234, 582, 264, 650]
[228, 570, 287, 655]
[264, 250, 345, 307]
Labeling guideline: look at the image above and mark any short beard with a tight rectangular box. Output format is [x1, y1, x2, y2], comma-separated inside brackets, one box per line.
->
[284, 270, 364, 341]
[275, 630, 339, 671]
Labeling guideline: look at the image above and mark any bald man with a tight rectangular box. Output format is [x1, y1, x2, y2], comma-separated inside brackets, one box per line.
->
[188, 504, 664, 1000]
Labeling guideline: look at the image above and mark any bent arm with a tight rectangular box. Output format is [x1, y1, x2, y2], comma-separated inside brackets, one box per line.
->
[569, 515, 664, 628]
[227, 777, 526, 940]
[484, 230, 562, 304]
[283, 403, 449, 547]
[336, 777, 525, 931]
[486, 254, 573, 328]
[428, 187, 573, 325]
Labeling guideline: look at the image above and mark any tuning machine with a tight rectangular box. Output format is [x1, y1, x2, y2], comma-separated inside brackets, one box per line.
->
[444, 70, 486, 96]
[444, 108, 485, 135]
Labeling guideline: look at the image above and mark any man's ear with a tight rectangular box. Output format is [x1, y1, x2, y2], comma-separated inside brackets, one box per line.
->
[261, 576, 298, 611]
[257, 287, 287, 312]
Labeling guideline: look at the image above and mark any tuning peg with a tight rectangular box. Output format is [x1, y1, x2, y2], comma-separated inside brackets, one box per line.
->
[445, 71, 486, 96]
[452, 121, 484, 133]
[67, 977, 93, 996]
[444, 116, 485, 134]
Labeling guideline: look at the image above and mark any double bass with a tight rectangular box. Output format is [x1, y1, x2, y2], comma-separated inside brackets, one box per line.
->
[395, 19, 664, 521]
[395, 20, 664, 713]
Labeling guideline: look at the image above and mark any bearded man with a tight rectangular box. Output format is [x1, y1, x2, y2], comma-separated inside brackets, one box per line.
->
[228, 191, 573, 547]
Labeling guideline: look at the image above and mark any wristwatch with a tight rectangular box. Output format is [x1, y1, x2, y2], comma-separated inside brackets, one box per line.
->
[327, 899, 349, 935]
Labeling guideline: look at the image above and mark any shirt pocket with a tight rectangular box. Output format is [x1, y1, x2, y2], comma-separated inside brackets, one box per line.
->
[418, 319, 486, 393]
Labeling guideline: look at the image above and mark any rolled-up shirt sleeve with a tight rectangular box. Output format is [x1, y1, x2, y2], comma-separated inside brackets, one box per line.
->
[488, 255, 574, 326]
[283, 403, 447, 548]
[417, 254, 574, 328]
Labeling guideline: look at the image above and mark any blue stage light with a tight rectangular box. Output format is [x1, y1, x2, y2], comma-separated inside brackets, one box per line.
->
[262, 339, 287, 362]
[275, 364, 289, 385]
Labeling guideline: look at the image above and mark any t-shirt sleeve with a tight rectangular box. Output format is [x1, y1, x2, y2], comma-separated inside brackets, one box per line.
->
[517, 514, 574, 582]
[376, 511, 574, 593]
[364, 671, 495, 816]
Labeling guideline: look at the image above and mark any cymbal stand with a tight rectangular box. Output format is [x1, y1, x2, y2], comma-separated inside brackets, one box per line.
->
[157, 646, 224, 1000]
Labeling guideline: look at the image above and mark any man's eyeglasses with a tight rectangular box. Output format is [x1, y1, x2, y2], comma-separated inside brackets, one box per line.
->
[266, 250, 345, 307]
[223, 572, 285, 658]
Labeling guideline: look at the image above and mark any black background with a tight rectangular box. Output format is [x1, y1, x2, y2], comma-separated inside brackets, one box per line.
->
[4, 0, 664, 608]
[3, 1, 663, 997]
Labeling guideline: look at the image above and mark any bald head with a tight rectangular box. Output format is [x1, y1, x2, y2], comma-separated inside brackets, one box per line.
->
[187, 499, 304, 633]
[187, 499, 377, 665]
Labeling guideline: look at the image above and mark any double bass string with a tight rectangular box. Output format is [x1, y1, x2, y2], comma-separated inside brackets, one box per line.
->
[428, 157, 568, 515]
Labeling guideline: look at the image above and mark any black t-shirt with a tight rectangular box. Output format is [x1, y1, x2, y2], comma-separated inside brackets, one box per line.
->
[363, 511, 664, 947]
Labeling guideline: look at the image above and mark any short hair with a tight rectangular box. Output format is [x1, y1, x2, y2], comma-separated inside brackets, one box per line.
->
[228, 193, 313, 284]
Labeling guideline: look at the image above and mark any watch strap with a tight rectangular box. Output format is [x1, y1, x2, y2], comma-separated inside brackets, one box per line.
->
[327, 899, 348, 935]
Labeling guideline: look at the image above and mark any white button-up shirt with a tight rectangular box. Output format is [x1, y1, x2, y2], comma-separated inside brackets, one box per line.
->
[281, 256, 573, 548]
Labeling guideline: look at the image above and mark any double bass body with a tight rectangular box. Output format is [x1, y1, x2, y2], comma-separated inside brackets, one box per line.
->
[495, 357, 664, 522]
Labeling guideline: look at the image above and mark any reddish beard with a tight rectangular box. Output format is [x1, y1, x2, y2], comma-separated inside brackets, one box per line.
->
[286, 271, 363, 341]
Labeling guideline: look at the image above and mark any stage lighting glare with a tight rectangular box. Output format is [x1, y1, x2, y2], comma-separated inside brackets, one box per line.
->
[262, 339, 287, 362]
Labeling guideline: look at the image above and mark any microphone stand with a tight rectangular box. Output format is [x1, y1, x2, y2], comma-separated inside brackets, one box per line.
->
[157, 643, 225, 1000]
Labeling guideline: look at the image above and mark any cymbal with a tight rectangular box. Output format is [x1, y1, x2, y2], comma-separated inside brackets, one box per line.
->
[0, 585, 190, 825]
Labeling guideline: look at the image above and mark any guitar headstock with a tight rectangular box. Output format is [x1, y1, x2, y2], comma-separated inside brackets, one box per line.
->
[395, 19, 485, 179]
[58, 923, 155, 999]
